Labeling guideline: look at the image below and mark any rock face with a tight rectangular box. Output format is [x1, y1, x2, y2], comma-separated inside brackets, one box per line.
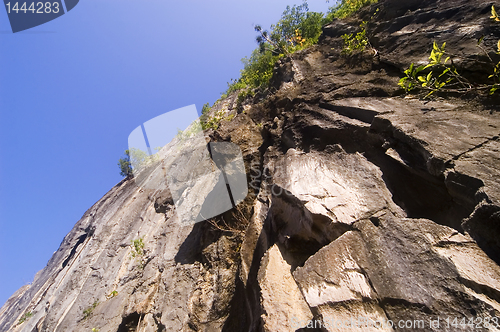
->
[2, 0, 500, 331]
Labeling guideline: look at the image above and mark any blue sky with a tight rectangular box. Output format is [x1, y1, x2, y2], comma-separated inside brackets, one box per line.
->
[0, 0, 333, 305]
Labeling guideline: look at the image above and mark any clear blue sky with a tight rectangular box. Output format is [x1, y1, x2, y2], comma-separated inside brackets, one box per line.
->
[0, 0, 333, 305]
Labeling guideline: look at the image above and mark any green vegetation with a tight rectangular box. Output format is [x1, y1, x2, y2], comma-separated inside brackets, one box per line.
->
[195, 103, 235, 131]
[341, 21, 369, 54]
[92, 328, 99, 332]
[106, 290, 118, 299]
[130, 237, 146, 269]
[176, 121, 203, 141]
[340, 8, 378, 55]
[203, 110, 230, 130]
[221, 0, 378, 102]
[83, 300, 100, 320]
[118, 150, 133, 178]
[118, 148, 161, 178]
[130, 238, 145, 258]
[18, 311, 32, 325]
[327, 0, 378, 20]
[224, 1, 329, 96]
[399, 6, 500, 98]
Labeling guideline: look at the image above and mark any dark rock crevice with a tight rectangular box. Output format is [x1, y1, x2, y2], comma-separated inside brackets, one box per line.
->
[116, 312, 141, 332]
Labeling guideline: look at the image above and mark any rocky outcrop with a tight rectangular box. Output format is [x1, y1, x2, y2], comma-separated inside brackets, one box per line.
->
[2, 0, 500, 331]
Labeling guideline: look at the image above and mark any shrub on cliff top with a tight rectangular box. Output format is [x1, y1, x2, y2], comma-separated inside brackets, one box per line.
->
[118, 150, 133, 178]
[218, 0, 379, 105]
[327, 0, 378, 20]
[225, 1, 327, 95]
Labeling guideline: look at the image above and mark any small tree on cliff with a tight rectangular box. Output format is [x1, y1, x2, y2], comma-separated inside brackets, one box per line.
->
[118, 150, 133, 178]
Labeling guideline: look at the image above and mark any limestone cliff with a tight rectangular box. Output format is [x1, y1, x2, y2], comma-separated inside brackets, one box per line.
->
[2, 0, 500, 331]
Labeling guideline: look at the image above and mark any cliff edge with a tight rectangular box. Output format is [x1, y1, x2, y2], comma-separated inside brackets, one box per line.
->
[2, 0, 500, 331]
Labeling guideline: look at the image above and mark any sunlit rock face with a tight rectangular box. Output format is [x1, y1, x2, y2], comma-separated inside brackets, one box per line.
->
[2, 0, 500, 331]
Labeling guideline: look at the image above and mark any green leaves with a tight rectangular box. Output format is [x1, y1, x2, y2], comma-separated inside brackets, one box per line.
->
[83, 301, 100, 320]
[428, 41, 446, 65]
[399, 41, 462, 97]
[399, 63, 423, 92]
[399, 6, 500, 98]
[226, 1, 329, 96]
[491, 5, 500, 22]
[18, 312, 32, 325]
[254, 1, 324, 56]
[118, 150, 133, 178]
[341, 29, 368, 54]
[400, 36, 500, 97]
[341, 20, 371, 55]
[328, 0, 378, 20]
[131, 238, 145, 258]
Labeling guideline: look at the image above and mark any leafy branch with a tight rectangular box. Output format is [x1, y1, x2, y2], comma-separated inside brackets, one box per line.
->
[341, 9, 379, 55]
[399, 6, 500, 98]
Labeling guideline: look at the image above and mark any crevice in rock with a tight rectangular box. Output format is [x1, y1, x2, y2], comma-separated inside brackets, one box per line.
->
[365, 147, 474, 230]
[61, 232, 88, 269]
[379, 297, 434, 315]
[225, 203, 273, 332]
[221, 265, 250, 332]
[318, 103, 378, 124]
[152, 312, 166, 332]
[285, 101, 474, 230]
[462, 204, 500, 265]
[458, 277, 500, 305]
[174, 221, 212, 265]
[448, 135, 500, 163]
[152, 188, 173, 214]
[269, 186, 353, 269]
[116, 312, 141, 332]
[290, 113, 371, 154]
[444, 171, 485, 207]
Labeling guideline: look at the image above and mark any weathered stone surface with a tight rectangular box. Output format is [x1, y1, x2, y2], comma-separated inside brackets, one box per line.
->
[257, 244, 313, 331]
[2, 0, 500, 331]
[295, 212, 500, 331]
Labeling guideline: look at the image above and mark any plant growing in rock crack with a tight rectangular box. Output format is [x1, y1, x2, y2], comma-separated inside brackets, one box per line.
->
[399, 5, 500, 98]
[106, 290, 118, 299]
[18, 311, 32, 325]
[199, 108, 235, 131]
[327, 0, 378, 20]
[341, 8, 379, 55]
[206, 205, 247, 235]
[82, 300, 100, 320]
[130, 237, 147, 269]
[341, 22, 369, 55]
[130, 237, 144, 258]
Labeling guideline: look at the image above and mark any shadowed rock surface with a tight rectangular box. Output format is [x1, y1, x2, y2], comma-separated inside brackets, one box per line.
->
[2, 0, 500, 331]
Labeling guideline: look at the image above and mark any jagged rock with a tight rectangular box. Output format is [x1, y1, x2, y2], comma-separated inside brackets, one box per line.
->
[2, 0, 500, 331]
[257, 244, 313, 331]
[295, 212, 500, 331]
[294, 231, 392, 332]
